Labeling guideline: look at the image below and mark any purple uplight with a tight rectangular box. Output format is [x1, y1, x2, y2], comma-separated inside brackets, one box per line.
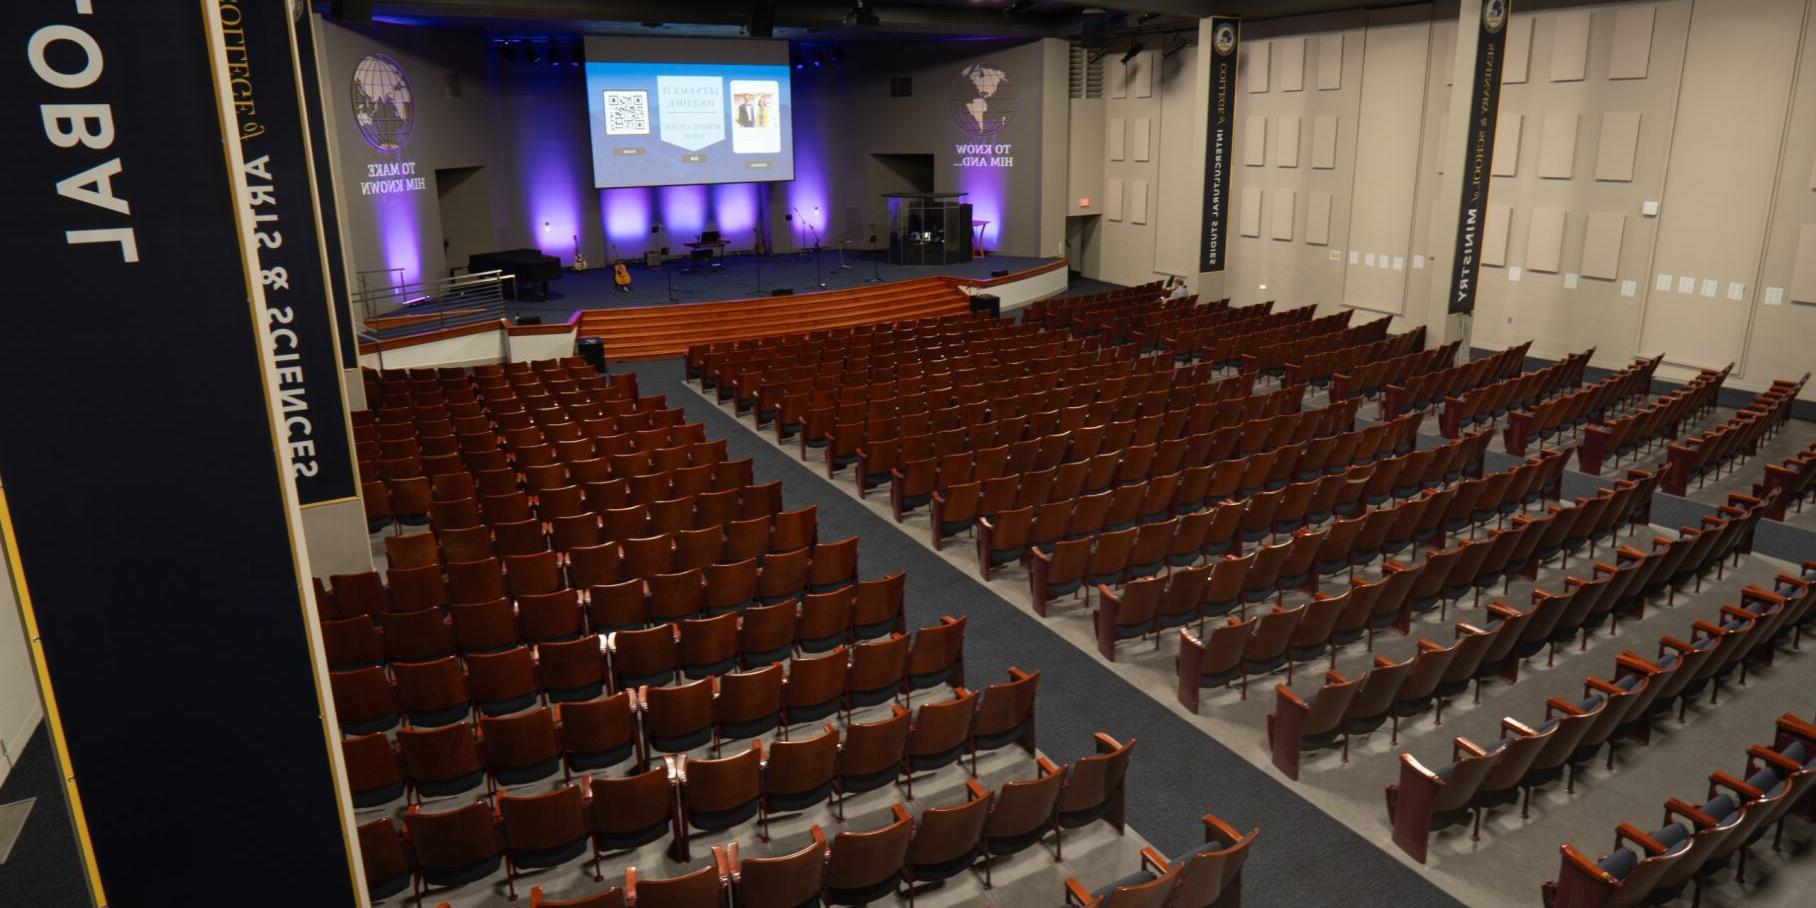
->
[710, 183, 759, 242]
[956, 168, 1004, 253]
[377, 193, 422, 284]
[602, 187, 653, 246]
[658, 185, 710, 238]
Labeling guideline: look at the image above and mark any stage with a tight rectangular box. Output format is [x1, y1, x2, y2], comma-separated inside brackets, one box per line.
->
[487, 249, 1112, 321]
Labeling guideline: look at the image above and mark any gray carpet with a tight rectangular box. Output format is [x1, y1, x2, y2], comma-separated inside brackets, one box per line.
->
[0, 724, 89, 908]
[624, 358, 1469, 908]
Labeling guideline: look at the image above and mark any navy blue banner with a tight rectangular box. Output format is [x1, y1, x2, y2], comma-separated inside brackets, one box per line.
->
[1447, 1, 1510, 314]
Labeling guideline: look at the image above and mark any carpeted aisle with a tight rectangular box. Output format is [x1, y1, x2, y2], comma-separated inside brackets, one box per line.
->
[620, 358, 1466, 908]
[0, 723, 89, 908]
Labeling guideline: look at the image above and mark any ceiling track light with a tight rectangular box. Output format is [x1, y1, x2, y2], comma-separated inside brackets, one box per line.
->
[1088, 47, 1109, 65]
[522, 40, 540, 65]
[1121, 36, 1144, 64]
[496, 40, 516, 61]
[1003, 0, 1036, 13]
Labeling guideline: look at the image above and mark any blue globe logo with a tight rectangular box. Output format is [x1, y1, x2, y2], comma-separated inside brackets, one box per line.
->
[950, 63, 1015, 139]
[351, 54, 414, 153]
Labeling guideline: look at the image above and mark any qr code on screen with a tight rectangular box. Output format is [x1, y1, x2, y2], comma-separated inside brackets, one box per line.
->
[603, 90, 650, 136]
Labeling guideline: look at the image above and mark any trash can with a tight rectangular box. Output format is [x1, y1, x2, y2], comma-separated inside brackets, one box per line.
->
[576, 336, 607, 374]
[968, 293, 1001, 319]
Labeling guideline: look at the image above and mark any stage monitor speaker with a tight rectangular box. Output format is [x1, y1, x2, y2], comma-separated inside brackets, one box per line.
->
[749, 1, 776, 37]
[330, 0, 373, 22]
[968, 294, 1001, 319]
[644, 251, 661, 268]
[991, 268, 1009, 278]
[516, 316, 543, 326]
[772, 288, 794, 296]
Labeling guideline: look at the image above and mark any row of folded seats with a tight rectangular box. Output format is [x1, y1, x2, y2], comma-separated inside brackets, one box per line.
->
[1568, 363, 1727, 475]
[1108, 450, 1582, 678]
[1542, 714, 1816, 908]
[320, 534, 874, 665]
[1026, 438, 1549, 627]
[1496, 354, 1663, 457]
[356, 729, 1215, 908]
[1383, 557, 1816, 865]
[1757, 435, 1816, 521]
[1663, 374, 1809, 497]
[1436, 348, 1595, 440]
[345, 661, 1033, 817]
[330, 608, 962, 738]
[1261, 488, 1793, 787]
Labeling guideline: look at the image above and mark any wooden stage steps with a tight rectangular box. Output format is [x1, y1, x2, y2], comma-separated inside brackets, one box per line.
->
[575, 276, 971, 361]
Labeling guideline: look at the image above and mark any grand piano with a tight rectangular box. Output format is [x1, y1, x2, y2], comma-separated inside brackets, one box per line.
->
[468, 249, 561, 299]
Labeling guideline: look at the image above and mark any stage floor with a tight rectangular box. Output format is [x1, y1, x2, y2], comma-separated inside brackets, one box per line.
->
[495, 249, 1074, 318]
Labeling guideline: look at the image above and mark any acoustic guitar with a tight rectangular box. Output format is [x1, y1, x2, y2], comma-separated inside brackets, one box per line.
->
[611, 244, 631, 291]
[572, 235, 587, 272]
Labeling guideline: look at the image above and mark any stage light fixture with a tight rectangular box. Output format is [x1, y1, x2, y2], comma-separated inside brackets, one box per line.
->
[497, 41, 516, 61]
[570, 43, 582, 66]
[793, 52, 804, 70]
[548, 44, 562, 66]
[844, 1, 880, 27]
[831, 49, 845, 63]
[1088, 47, 1109, 65]
[1135, 13, 1159, 24]
[1162, 34, 1188, 59]
[1003, 1, 1036, 13]
[523, 40, 540, 64]
[813, 52, 825, 68]
[1121, 40, 1144, 64]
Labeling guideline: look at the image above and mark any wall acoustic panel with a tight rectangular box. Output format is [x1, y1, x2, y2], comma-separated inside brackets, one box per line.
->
[1527, 206, 1567, 273]
[1312, 115, 1339, 169]
[1582, 211, 1626, 280]
[1505, 17, 1533, 83]
[1245, 116, 1268, 166]
[1130, 180, 1150, 224]
[1281, 38, 1306, 91]
[1609, 7, 1655, 80]
[1109, 58, 1127, 98]
[1277, 115, 1302, 168]
[1492, 113, 1523, 176]
[1246, 41, 1270, 92]
[1131, 117, 1151, 162]
[1271, 189, 1297, 240]
[1482, 204, 1512, 267]
[1550, 11, 1591, 82]
[1538, 112, 1579, 179]
[1107, 117, 1126, 161]
[1107, 178, 1124, 221]
[1317, 35, 1343, 90]
[1440, 21, 1456, 85]
[1132, 52, 1154, 97]
[1792, 225, 1816, 304]
[1810, 152, 1816, 190]
[1306, 191, 1333, 245]
[1239, 187, 1263, 237]
[1594, 112, 1641, 182]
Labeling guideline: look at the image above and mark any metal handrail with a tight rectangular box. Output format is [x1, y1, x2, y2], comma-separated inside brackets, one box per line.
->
[352, 269, 519, 338]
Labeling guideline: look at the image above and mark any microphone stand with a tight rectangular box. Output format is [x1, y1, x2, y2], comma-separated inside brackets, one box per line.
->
[665, 254, 679, 302]
[806, 219, 825, 288]
[752, 226, 764, 295]
[865, 221, 884, 283]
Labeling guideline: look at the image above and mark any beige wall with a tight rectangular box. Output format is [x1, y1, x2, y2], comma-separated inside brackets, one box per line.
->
[1091, 49, 1206, 288]
[0, 543, 45, 785]
[1204, 0, 1816, 400]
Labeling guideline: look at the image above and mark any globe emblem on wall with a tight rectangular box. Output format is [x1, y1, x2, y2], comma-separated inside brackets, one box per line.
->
[351, 53, 414, 153]
[950, 63, 1015, 139]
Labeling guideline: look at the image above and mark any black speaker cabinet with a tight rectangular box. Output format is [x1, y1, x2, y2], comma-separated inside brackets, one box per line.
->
[968, 294, 1001, 319]
[330, 0, 374, 22]
[516, 316, 542, 326]
[772, 288, 794, 296]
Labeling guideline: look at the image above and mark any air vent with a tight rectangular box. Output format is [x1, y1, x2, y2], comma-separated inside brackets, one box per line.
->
[1068, 46, 1102, 99]
[890, 76, 912, 98]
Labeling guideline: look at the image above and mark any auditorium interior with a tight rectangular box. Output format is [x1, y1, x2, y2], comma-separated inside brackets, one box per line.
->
[6, 1, 1816, 907]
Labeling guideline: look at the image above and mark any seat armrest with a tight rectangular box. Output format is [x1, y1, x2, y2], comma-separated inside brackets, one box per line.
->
[1708, 770, 1762, 802]
[1615, 823, 1668, 856]
[1546, 697, 1586, 719]
[1064, 877, 1093, 907]
[1502, 717, 1539, 738]
[1454, 737, 1488, 759]
[1140, 846, 1171, 875]
[1585, 677, 1626, 698]
[1664, 797, 1719, 829]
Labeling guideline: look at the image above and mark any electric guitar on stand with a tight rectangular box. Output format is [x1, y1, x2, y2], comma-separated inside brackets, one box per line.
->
[611, 244, 632, 292]
[572, 235, 587, 272]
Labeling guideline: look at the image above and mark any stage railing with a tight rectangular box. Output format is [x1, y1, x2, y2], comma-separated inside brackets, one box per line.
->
[353, 269, 519, 339]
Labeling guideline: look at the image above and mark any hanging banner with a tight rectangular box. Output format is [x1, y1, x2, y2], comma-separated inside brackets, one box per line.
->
[1446, 0, 1510, 314]
[1199, 17, 1239, 273]
[292, 9, 360, 369]
[2, 1, 359, 904]
[218, 0, 360, 504]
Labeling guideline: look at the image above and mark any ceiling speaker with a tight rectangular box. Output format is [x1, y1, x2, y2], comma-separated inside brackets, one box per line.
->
[750, 1, 775, 37]
[330, 0, 373, 23]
